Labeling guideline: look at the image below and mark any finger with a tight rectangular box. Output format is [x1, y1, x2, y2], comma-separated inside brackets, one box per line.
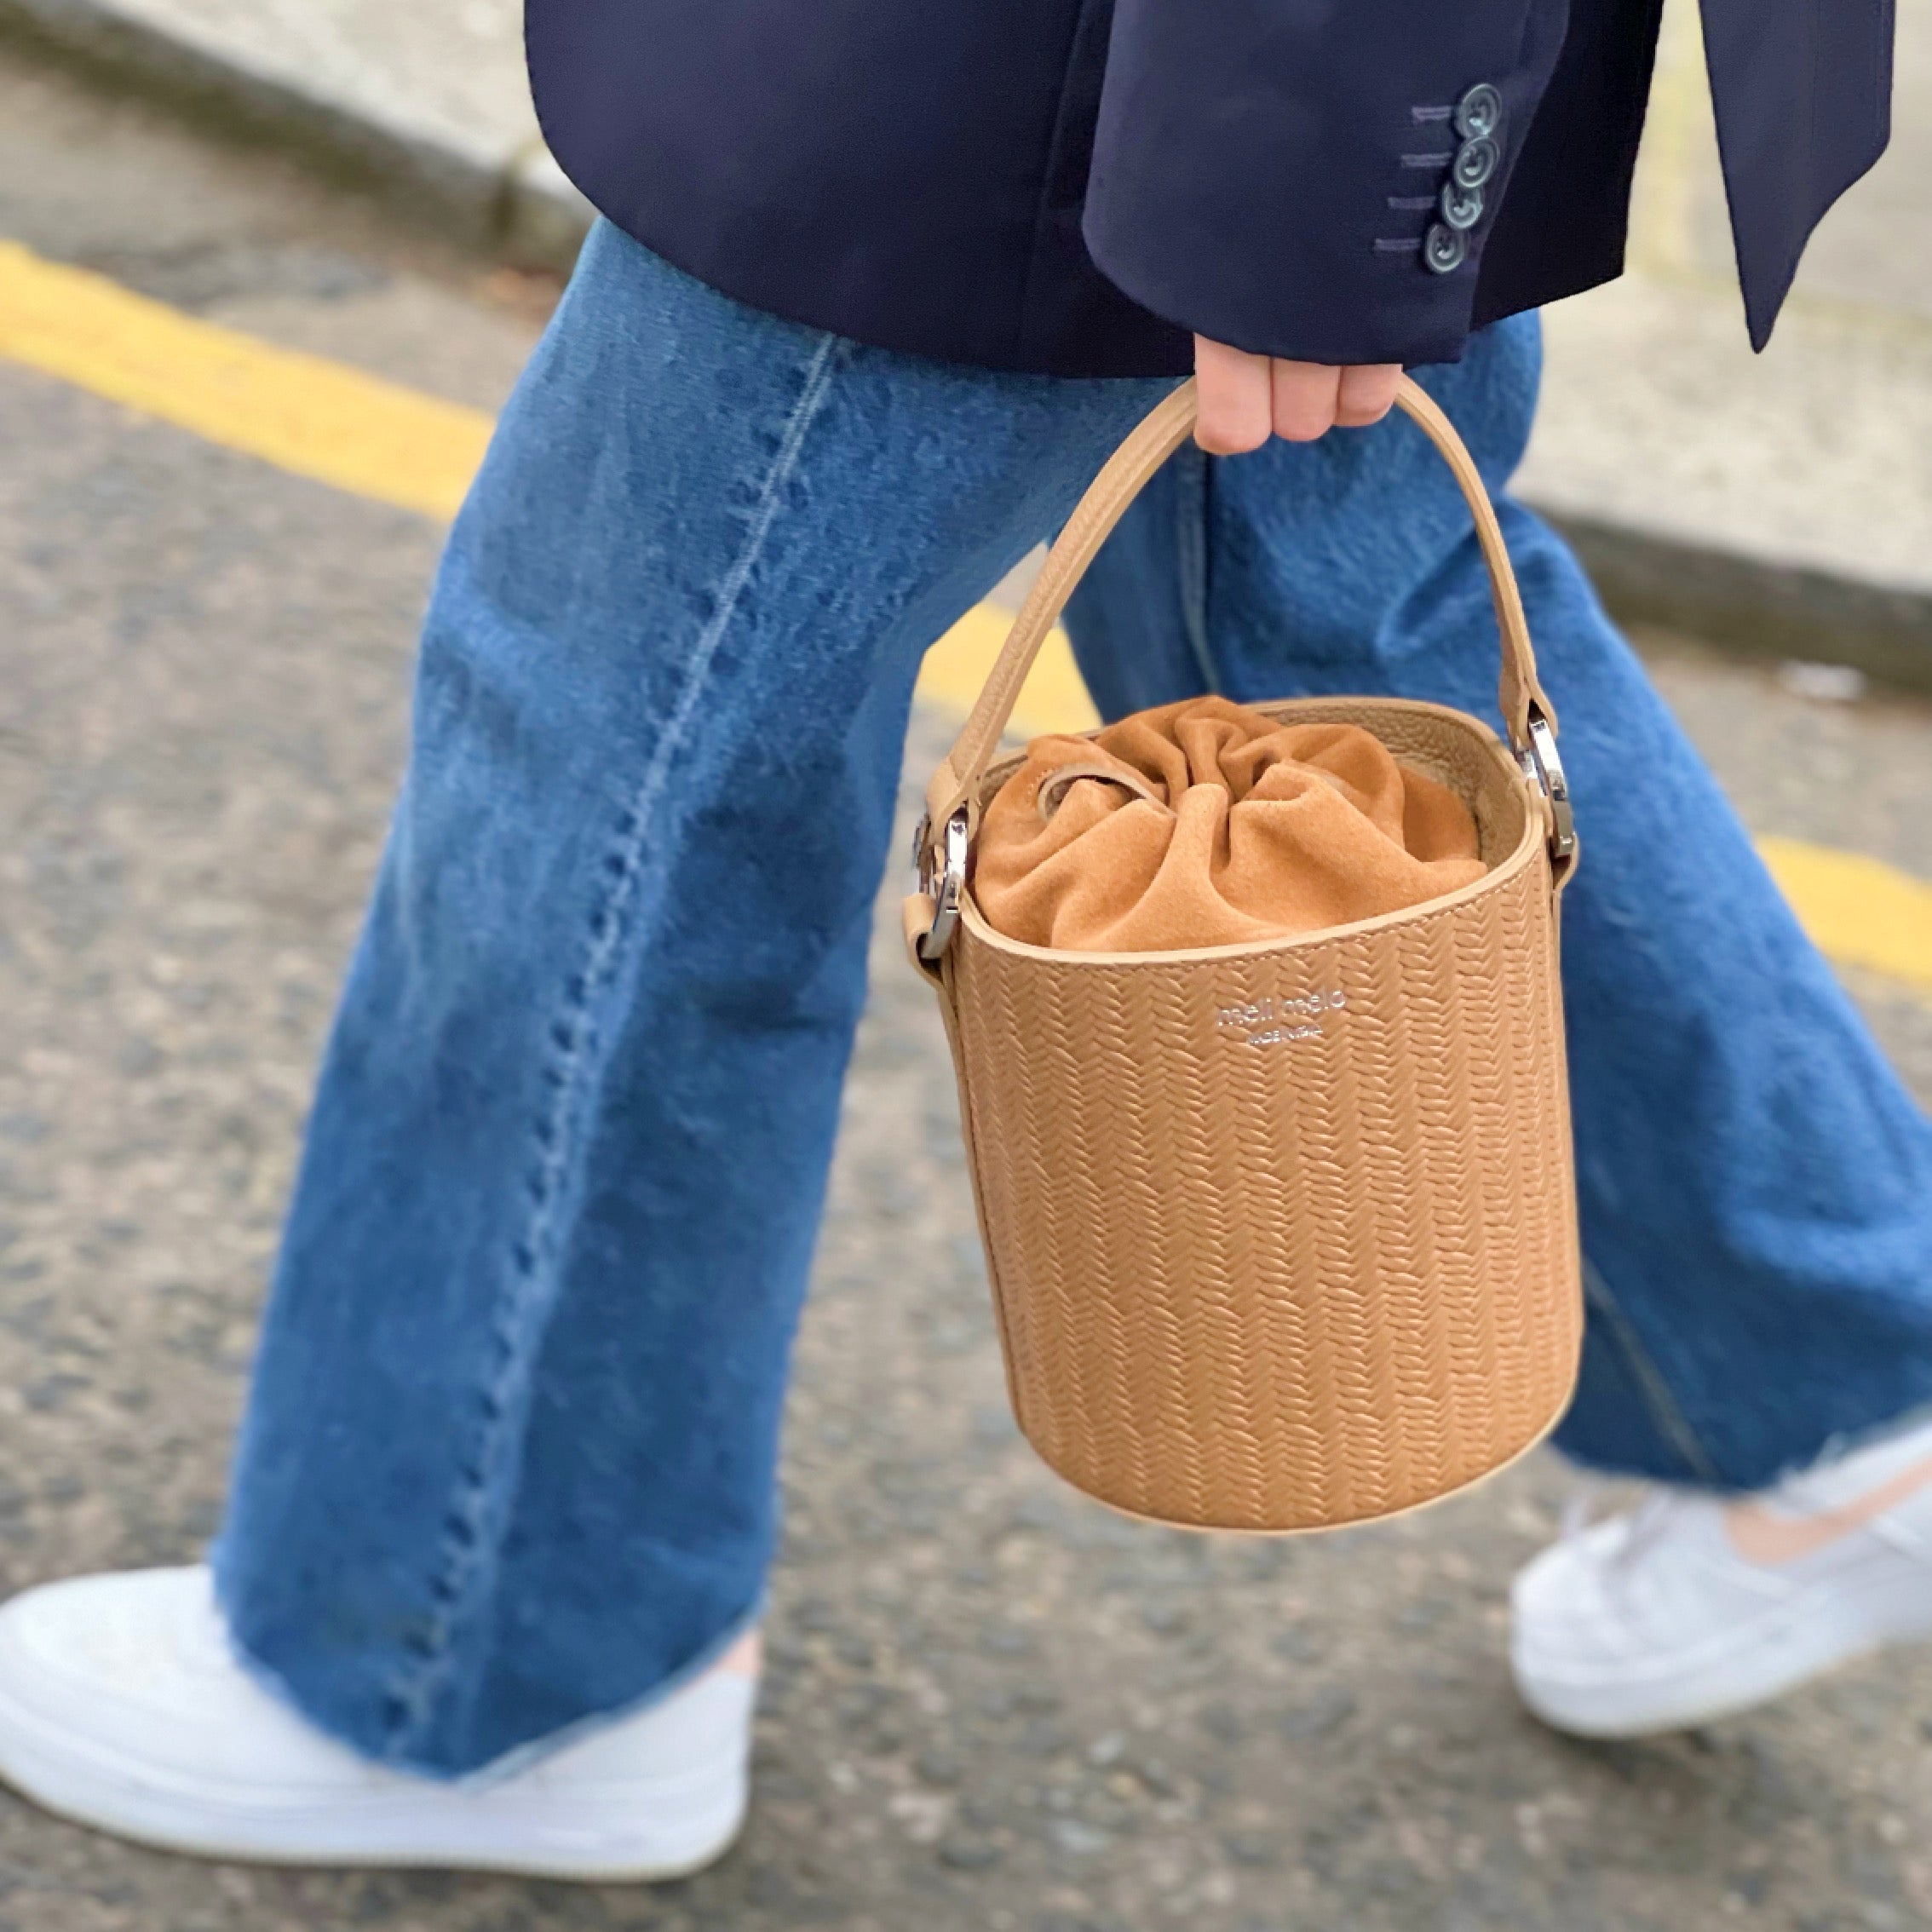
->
[1271, 360, 1343, 442]
[1335, 363, 1404, 428]
[1193, 337, 1274, 454]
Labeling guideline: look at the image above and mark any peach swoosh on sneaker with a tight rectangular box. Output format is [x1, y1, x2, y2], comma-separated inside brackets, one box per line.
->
[717, 1630, 762, 1678]
[1725, 1450, 1932, 1567]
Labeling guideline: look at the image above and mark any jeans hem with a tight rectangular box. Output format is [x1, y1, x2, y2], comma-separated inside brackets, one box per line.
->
[210, 1551, 763, 1783]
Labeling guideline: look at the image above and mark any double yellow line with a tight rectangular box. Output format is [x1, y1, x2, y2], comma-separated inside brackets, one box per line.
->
[3, 239, 1929, 995]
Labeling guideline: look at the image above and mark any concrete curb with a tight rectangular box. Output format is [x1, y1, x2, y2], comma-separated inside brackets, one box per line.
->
[0, 0, 591, 267]
[1544, 513, 1932, 694]
[4, 0, 1929, 688]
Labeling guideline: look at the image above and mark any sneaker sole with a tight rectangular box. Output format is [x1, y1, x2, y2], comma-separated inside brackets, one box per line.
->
[0, 1670, 747, 1880]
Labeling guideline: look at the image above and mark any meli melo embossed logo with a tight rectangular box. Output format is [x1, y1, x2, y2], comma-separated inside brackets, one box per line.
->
[1216, 989, 1348, 1048]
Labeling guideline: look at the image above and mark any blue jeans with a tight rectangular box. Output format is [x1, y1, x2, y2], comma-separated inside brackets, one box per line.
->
[214, 221, 1932, 1777]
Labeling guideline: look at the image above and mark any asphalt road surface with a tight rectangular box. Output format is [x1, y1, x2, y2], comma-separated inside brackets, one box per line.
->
[4, 42, 1932, 1932]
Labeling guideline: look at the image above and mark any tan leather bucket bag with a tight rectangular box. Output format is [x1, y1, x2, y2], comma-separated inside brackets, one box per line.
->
[906, 377, 1584, 1533]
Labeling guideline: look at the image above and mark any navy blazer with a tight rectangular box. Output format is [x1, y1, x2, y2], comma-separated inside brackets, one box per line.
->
[527, 0, 1892, 377]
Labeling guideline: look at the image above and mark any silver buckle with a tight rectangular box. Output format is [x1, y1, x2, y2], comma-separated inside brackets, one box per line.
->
[1514, 703, 1576, 863]
[912, 807, 970, 962]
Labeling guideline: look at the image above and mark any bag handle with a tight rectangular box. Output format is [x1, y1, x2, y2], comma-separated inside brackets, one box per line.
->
[920, 376, 1561, 873]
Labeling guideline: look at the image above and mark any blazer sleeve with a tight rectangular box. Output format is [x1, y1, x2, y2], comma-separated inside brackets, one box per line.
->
[1080, 0, 1573, 367]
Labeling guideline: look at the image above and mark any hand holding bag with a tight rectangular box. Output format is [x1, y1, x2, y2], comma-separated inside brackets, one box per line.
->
[906, 377, 1583, 1533]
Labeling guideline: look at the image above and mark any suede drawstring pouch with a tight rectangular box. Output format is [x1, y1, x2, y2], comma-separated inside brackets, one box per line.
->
[974, 695, 1488, 953]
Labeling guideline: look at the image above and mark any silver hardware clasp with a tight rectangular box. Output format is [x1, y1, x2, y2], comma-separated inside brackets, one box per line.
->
[912, 806, 970, 962]
[1514, 702, 1577, 865]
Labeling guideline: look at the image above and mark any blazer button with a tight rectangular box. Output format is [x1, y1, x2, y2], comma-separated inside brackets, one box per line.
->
[1423, 223, 1469, 274]
[1454, 83, 1503, 142]
[1439, 182, 1485, 231]
[1452, 135, 1499, 190]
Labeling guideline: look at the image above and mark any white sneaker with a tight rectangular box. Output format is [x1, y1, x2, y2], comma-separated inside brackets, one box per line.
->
[0, 1566, 755, 1877]
[1512, 1416, 1932, 1738]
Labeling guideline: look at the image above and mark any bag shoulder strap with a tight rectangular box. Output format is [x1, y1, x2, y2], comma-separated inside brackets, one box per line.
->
[921, 376, 1554, 850]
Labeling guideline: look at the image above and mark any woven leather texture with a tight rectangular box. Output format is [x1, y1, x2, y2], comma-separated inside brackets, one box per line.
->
[938, 703, 1580, 1531]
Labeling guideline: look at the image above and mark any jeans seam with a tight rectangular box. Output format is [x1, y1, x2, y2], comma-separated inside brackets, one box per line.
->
[1581, 1254, 1723, 1485]
[380, 331, 843, 1755]
[1178, 447, 1217, 694]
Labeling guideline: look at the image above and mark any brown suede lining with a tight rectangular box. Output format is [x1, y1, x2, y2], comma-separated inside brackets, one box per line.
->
[975, 697, 1490, 954]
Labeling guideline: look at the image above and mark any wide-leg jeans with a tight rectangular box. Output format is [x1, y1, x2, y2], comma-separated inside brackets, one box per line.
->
[213, 221, 1932, 1777]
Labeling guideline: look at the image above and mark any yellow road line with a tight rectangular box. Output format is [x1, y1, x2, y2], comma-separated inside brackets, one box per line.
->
[919, 601, 1098, 741]
[3, 236, 1929, 996]
[1622, 0, 1706, 279]
[0, 239, 492, 518]
[1758, 837, 1932, 994]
